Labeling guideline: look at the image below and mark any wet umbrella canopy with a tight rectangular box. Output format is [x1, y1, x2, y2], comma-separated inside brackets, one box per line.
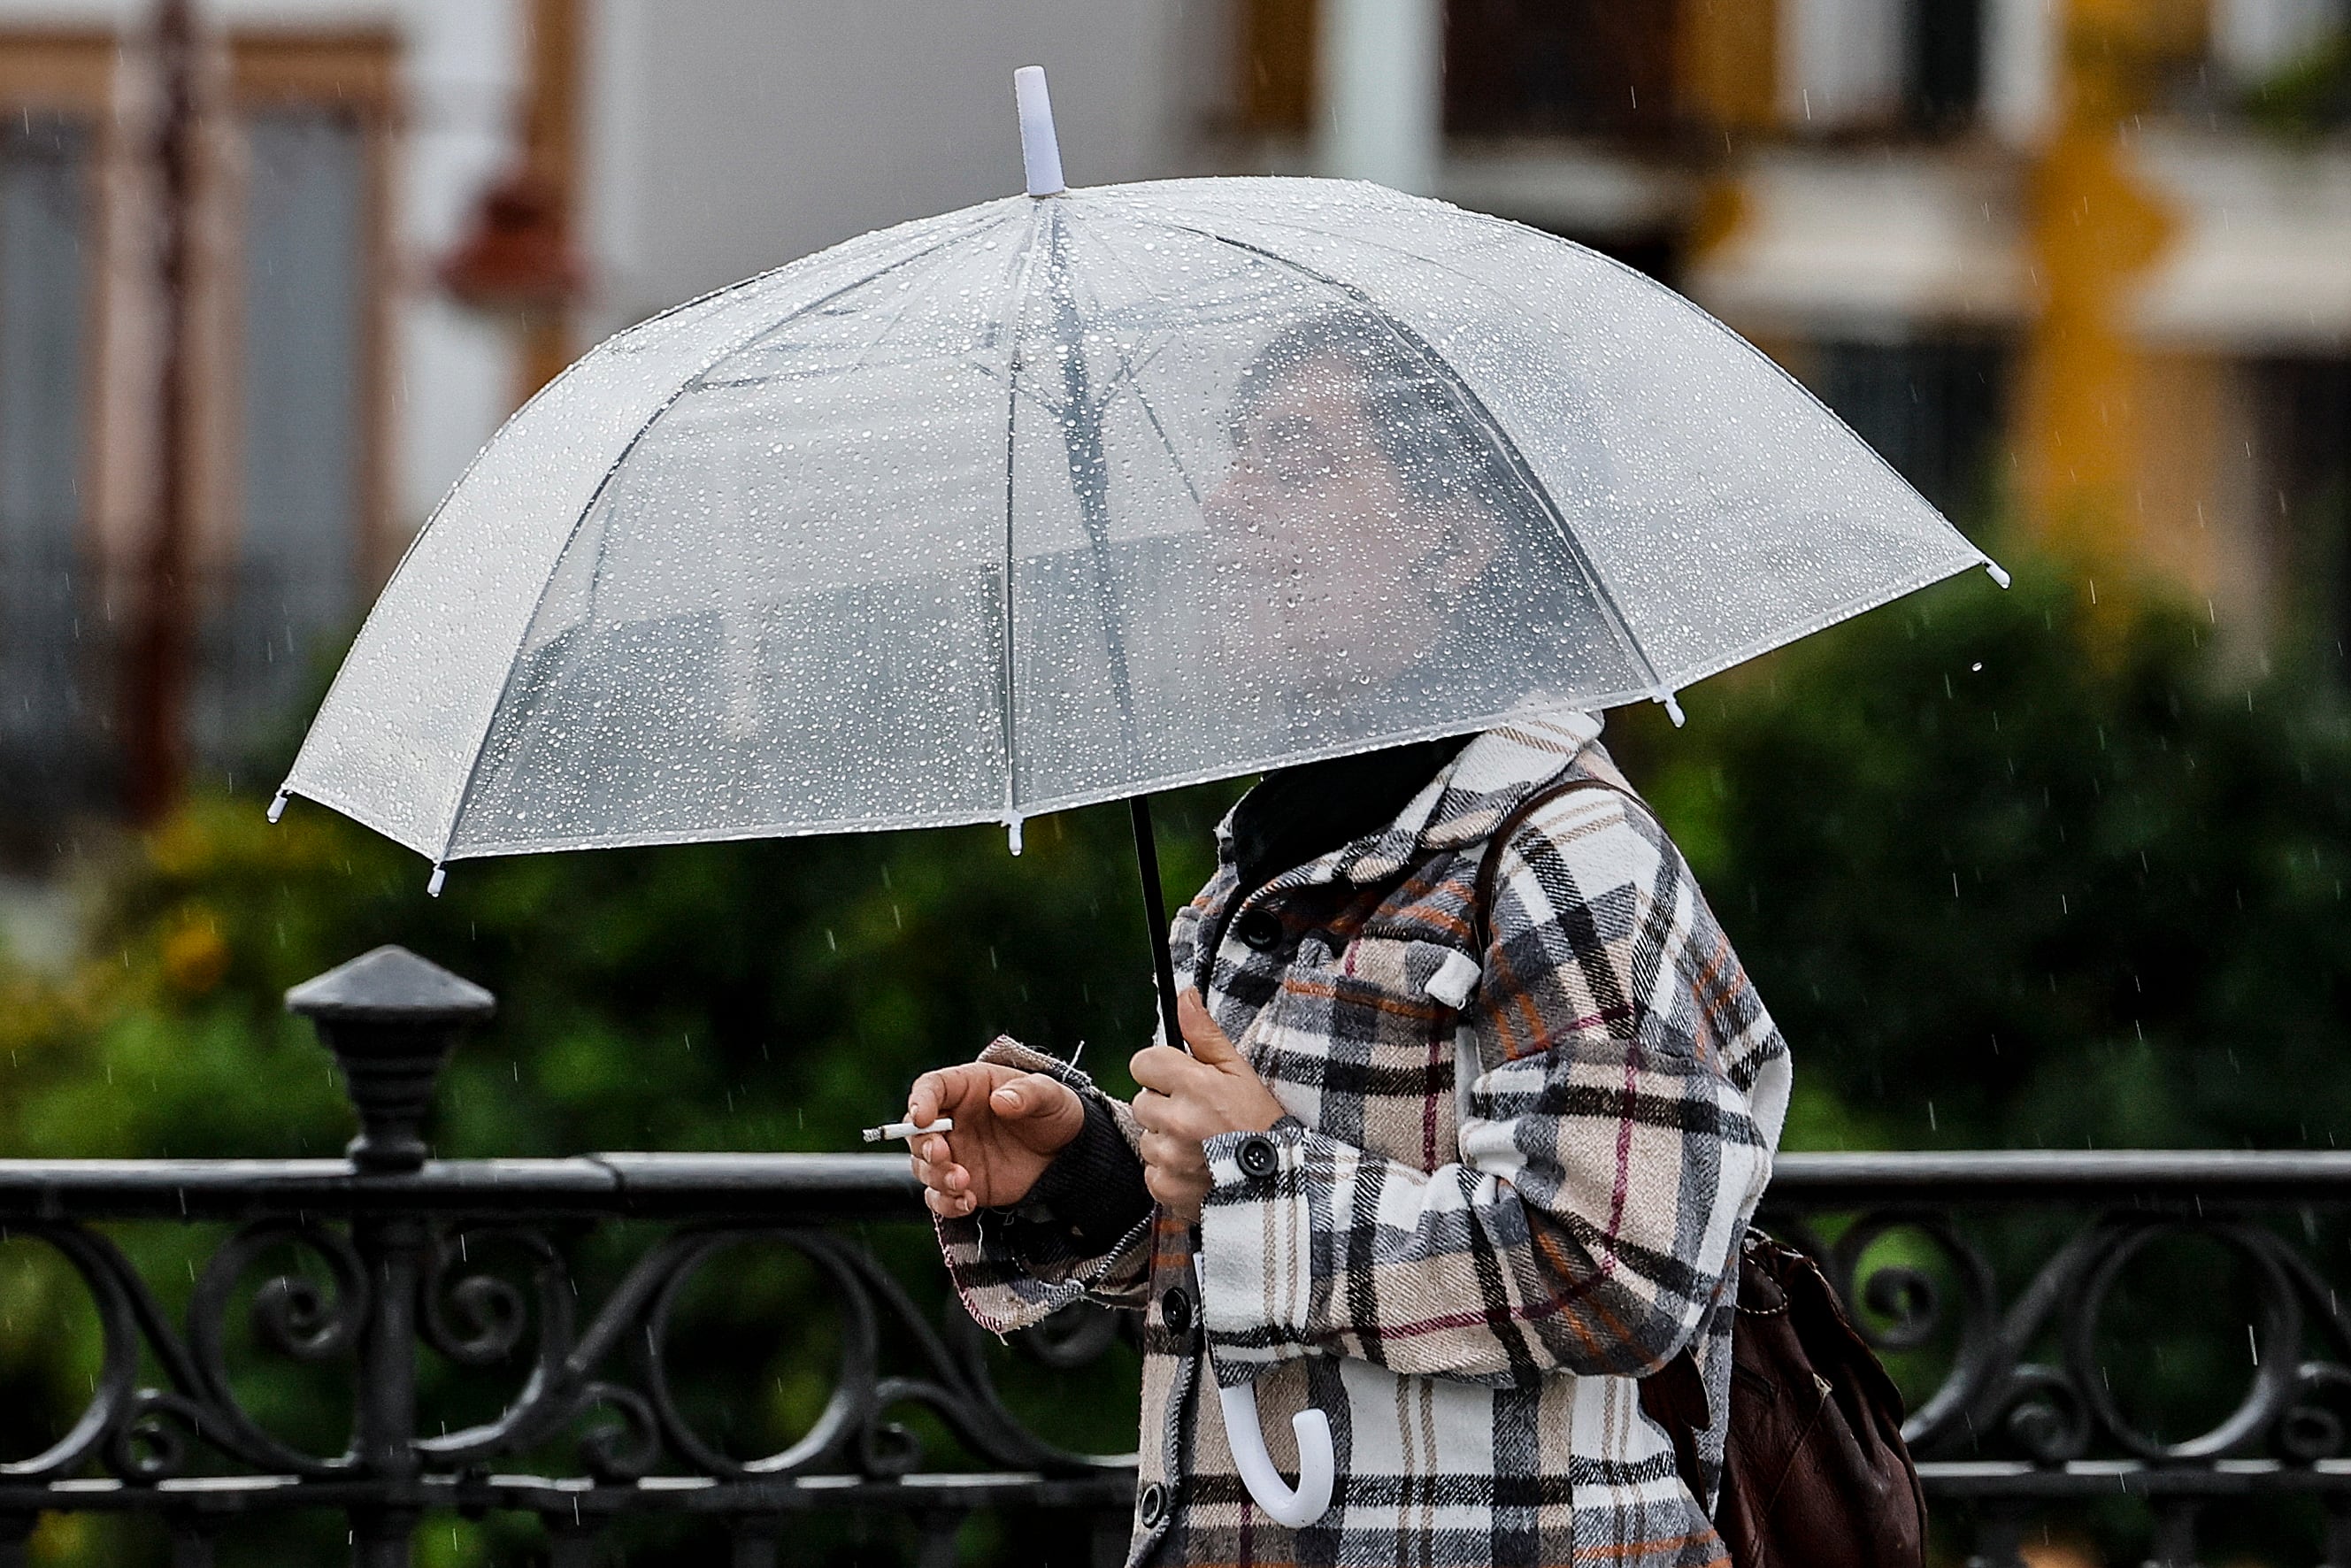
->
[276, 89, 1997, 880]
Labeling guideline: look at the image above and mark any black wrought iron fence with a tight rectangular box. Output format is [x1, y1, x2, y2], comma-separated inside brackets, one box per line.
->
[2, 945, 2347, 1568]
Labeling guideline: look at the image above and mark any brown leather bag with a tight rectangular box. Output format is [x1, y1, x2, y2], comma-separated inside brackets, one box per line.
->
[1474, 779, 1928, 1568]
[1640, 1232, 1928, 1568]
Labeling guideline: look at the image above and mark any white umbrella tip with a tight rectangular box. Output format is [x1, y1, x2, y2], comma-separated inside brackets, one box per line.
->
[1013, 66, 1065, 197]
[266, 790, 288, 824]
[426, 865, 447, 898]
[1984, 560, 2013, 589]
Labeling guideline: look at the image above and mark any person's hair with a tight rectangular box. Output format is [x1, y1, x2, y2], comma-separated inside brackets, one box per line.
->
[1228, 309, 1542, 521]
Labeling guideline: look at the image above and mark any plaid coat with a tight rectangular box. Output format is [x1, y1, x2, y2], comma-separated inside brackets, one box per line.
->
[936, 716, 1792, 1568]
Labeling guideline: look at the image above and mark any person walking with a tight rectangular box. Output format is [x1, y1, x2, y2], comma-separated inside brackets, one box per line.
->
[906, 709, 1790, 1568]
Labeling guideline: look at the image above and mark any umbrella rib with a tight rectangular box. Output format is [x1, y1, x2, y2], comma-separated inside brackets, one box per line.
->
[995, 206, 1051, 832]
[1041, 207, 1148, 780]
[427, 222, 996, 863]
[1074, 240, 1206, 505]
[1139, 218, 1680, 712]
[1123, 375, 1205, 510]
[1073, 325, 1201, 507]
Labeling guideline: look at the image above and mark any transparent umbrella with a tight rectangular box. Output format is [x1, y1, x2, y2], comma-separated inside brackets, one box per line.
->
[274, 70, 2002, 1525]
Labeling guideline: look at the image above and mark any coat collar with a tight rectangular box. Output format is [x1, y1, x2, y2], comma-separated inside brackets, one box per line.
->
[1217, 711, 1609, 893]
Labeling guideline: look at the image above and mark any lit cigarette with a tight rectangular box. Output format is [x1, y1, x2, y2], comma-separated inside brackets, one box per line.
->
[863, 1117, 952, 1143]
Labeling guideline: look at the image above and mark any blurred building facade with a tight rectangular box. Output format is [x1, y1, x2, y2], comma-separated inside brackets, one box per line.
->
[0, 0, 2341, 854]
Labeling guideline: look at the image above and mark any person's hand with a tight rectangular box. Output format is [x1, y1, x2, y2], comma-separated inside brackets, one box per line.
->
[906, 1063, 1085, 1218]
[1130, 989, 1287, 1219]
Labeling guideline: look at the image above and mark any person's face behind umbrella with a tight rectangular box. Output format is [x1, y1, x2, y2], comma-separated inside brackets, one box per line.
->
[1202, 340, 1500, 713]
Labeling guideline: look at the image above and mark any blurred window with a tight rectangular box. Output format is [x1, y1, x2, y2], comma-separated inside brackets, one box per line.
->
[1238, 0, 1317, 135]
[185, 35, 390, 782]
[1779, 0, 1987, 134]
[2254, 357, 2351, 655]
[0, 42, 107, 834]
[1906, 0, 1985, 130]
[0, 116, 99, 820]
[194, 104, 372, 768]
[1809, 336, 2009, 528]
[0, 30, 390, 837]
[1444, 0, 1679, 139]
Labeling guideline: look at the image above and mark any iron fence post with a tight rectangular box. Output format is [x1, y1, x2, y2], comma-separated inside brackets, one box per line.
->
[288, 946, 496, 1568]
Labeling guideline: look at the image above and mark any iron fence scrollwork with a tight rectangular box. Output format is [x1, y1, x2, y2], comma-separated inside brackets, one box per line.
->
[1, 946, 2348, 1567]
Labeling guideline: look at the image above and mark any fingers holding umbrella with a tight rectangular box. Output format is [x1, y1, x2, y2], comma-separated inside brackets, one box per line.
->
[1130, 1042, 1207, 1098]
[1178, 988, 1241, 1064]
[1139, 1130, 1210, 1217]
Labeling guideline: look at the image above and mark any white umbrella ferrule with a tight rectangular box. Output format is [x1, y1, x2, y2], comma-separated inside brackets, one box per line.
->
[1014, 66, 1065, 197]
[1984, 560, 2012, 588]
[266, 790, 288, 824]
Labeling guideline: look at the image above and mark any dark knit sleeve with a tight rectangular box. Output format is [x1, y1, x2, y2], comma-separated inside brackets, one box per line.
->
[1001, 1096, 1154, 1257]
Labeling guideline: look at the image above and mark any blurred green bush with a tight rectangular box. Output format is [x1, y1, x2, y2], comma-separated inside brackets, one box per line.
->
[1631, 561, 2351, 1156]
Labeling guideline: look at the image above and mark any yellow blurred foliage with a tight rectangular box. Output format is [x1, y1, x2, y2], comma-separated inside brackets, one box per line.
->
[159, 906, 229, 995]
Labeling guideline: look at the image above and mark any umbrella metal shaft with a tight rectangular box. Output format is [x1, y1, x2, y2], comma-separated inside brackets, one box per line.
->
[1129, 796, 1187, 1055]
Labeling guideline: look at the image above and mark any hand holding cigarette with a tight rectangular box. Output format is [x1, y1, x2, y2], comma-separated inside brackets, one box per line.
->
[900, 1061, 1085, 1218]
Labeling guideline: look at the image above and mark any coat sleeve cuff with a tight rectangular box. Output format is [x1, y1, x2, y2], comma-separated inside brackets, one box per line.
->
[932, 1037, 1153, 1334]
[1195, 1118, 1314, 1388]
[1019, 1096, 1153, 1252]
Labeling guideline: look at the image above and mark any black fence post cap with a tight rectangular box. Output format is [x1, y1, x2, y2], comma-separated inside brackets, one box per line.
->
[285, 945, 496, 1026]
[288, 947, 495, 1173]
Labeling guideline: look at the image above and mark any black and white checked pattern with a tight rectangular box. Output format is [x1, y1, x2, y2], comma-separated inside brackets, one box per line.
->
[936, 717, 1792, 1567]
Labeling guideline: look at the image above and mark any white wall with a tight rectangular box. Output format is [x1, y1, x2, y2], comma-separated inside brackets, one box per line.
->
[1981, 0, 2059, 146]
[2213, 0, 2347, 82]
[383, 0, 527, 528]
[580, 0, 1204, 337]
[1778, 0, 1905, 128]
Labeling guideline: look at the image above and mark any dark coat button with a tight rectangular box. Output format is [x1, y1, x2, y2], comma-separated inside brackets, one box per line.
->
[1138, 1480, 1170, 1527]
[1236, 1134, 1279, 1179]
[1235, 908, 1285, 951]
[1160, 1286, 1194, 1336]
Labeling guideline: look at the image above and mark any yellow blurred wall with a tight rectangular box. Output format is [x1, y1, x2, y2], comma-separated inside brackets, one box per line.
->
[2016, 0, 2210, 596]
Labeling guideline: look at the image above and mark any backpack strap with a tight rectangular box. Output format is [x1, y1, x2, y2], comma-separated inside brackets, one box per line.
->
[1469, 775, 1640, 957]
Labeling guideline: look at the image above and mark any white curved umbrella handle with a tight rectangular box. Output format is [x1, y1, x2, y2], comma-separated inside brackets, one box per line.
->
[1215, 1379, 1336, 1528]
